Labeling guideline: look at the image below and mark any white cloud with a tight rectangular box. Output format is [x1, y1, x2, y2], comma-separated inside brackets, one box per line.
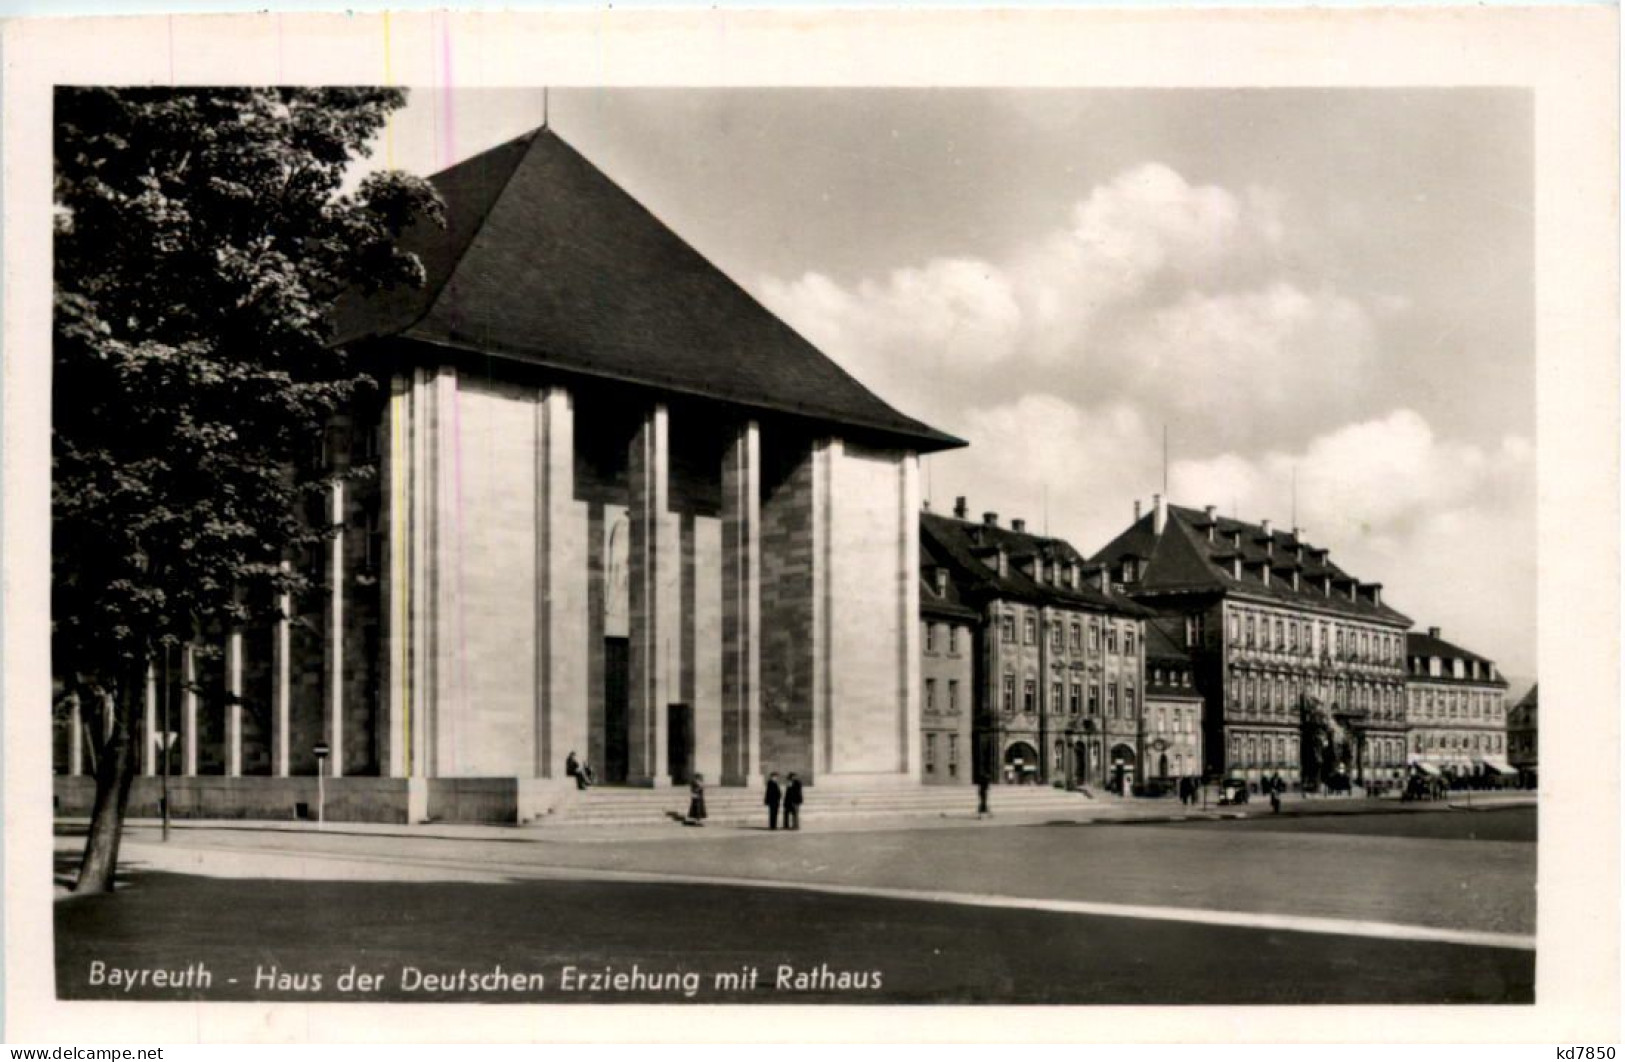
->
[1170, 409, 1536, 675]
[759, 161, 1366, 453]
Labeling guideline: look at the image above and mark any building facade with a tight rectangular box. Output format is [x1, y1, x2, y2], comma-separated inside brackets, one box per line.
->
[921, 502, 1148, 790]
[1507, 682, 1538, 787]
[54, 126, 961, 823]
[919, 581, 977, 786]
[1140, 624, 1205, 785]
[1090, 496, 1413, 789]
[1404, 628, 1511, 783]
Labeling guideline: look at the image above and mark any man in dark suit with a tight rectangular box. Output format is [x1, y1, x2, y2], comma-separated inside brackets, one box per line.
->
[784, 773, 804, 830]
[764, 772, 782, 830]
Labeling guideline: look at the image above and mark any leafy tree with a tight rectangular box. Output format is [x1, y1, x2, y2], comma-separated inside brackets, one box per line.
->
[53, 87, 442, 893]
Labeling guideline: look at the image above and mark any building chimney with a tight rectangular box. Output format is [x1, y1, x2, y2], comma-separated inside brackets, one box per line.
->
[1261, 519, 1272, 536]
[954, 496, 969, 519]
[983, 512, 999, 527]
[1291, 570, 1300, 591]
[1152, 493, 1167, 535]
[921, 498, 931, 513]
[1231, 556, 1242, 580]
[1428, 625, 1441, 639]
[1134, 499, 1143, 521]
[1370, 584, 1382, 606]
[997, 548, 1008, 578]
[1033, 556, 1045, 583]
[1205, 504, 1217, 521]
[1011, 518, 1026, 534]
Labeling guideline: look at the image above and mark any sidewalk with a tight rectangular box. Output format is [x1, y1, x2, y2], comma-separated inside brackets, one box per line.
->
[58, 789, 1535, 846]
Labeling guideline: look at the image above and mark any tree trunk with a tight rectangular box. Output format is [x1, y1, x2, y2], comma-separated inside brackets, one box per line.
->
[73, 671, 139, 895]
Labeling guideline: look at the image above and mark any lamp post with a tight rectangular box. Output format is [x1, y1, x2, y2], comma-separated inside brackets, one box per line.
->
[160, 648, 171, 844]
[313, 741, 330, 829]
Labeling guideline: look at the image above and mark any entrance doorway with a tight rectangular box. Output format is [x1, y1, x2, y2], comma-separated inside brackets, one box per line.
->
[603, 637, 629, 783]
[1003, 741, 1039, 785]
[667, 703, 694, 785]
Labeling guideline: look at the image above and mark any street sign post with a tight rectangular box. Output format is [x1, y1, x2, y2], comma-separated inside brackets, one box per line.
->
[313, 741, 331, 829]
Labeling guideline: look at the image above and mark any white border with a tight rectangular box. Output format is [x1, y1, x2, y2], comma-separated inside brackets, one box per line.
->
[3, 7, 1618, 1043]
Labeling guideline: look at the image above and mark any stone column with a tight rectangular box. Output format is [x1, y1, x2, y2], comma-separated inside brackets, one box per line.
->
[68, 693, 84, 776]
[721, 420, 762, 787]
[181, 645, 198, 776]
[327, 479, 346, 776]
[225, 630, 243, 776]
[272, 563, 292, 778]
[898, 451, 922, 777]
[142, 662, 157, 776]
[628, 403, 671, 786]
[535, 386, 588, 779]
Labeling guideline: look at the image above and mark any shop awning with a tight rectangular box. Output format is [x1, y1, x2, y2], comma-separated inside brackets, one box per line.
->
[1479, 757, 1513, 774]
[1408, 760, 1443, 777]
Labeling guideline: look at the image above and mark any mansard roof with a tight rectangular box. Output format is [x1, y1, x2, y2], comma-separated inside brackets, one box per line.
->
[335, 127, 962, 453]
[920, 512, 1148, 618]
[1406, 631, 1506, 686]
[1088, 503, 1412, 627]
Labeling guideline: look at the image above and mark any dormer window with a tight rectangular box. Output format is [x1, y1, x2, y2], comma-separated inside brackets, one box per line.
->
[934, 568, 949, 597]
[1121, 558, 1139, 583]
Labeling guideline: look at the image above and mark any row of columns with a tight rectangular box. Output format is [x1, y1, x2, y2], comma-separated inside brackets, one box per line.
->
[384, 369, 766, 787]
[65, 483, 345, 781]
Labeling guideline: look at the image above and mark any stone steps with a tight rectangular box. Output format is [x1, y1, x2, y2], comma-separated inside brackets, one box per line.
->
[541, 784, 1097, 826]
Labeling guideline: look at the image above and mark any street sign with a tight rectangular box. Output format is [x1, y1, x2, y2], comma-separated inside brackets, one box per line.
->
[313, 742, 331, 759]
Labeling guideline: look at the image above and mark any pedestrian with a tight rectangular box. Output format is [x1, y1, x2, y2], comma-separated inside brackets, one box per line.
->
[1269, 783, 1281, 814]
[977, 774, 991, 819]
[566, 750, 591, 790]
[686, 774, 708, 826]
[764, 772, 782, 830]
[784, 772, 804, 830]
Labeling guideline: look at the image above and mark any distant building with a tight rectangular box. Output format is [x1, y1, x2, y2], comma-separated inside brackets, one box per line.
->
[1089, 495, 1413, 788]
[1140, 623, 1205, 784]
[921, 501, 1148, 790]
[1404, 628, 1512, 783]
[1506, 682, 1538, 787]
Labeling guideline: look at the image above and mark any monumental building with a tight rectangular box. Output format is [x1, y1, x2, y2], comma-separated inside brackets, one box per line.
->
[1089, 496, 1413, 788]
[920, 502, 1149, 791]
[54, 125, 963, 823]
[1403, 628, 1511, 782]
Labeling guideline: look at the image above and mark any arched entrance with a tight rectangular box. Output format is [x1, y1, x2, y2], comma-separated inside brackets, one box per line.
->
[1003, 741, 1039, 785]
[1110, 743, 1137, 795]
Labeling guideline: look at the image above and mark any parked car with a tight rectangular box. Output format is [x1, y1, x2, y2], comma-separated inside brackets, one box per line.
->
[1218, 778, 1250, 805]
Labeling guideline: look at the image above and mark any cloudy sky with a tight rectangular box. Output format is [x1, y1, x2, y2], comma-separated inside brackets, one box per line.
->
[372, 88, 1534, 680]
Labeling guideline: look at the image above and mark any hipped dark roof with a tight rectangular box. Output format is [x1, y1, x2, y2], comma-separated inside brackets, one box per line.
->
[921, 512, 1148, 617]
[1406, 631, 1502, 677]
[335, 127, 962, 453]
[1089, 504, 1412, 626]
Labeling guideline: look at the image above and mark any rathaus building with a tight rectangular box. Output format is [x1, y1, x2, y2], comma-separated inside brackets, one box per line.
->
[54, 126, 962, 823]
[1089, 496, 1413, 788]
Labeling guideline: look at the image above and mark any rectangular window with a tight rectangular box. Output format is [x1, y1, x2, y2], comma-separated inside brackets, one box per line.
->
[924, 623, 936, 653]
[1002, 675, 1015, 715]
[1051, 623, 1063, 651]
[1069, 682, 1081, 715]
[1088, 684, 1100, 715]
[1229, 613, 1241, 642]
[1245, 615, 1255, 647]
[1023, 613, 1036, 645]
[1125, 684, 1136, 719]
[1023, 679, 1037, 713]
[948, 680, 959, 714]
[1001, 614, 1015, 643]
[948, 626, 958, 655]
[1274, 619, 1283, 649]
[1070, 622, 1082, 650]
[1107, 626, 1119, 654]
[1107, 682, 1118, 718]
[925, 733, 936, 773]
[1051, 681, 1062, 714]
[948, 734, 959, 774]
[1125, 629, 1136, 656]
[925, 678, 936, 713]
[1089, 623, 1101, 651]
[1289, 622, 1298, 651]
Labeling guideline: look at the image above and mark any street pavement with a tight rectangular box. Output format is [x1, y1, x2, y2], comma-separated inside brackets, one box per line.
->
[53, 803, 1536, 1005]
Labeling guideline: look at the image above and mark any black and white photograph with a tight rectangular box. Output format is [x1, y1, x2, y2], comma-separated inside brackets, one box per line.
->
[3, 7, 1617, 1045]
